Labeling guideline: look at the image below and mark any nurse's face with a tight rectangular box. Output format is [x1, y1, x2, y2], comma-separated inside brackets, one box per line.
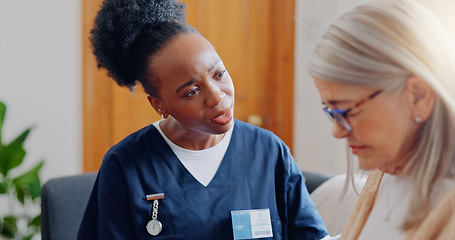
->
[149, 33, 235, 135]
[313, 77, 418, 174]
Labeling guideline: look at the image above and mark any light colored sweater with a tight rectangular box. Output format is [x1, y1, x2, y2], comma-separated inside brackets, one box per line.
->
[341, 170, 455, 240]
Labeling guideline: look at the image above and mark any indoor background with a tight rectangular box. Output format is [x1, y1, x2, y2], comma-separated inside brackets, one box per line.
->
[0, 0, 453, 185]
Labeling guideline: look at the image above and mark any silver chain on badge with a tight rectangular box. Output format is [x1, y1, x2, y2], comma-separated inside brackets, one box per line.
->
[152, 200, 159, 220]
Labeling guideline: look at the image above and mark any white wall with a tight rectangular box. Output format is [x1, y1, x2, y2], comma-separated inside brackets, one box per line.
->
[293, 0, 359, 174]
[417, 0, 455, 39]
[293, 0, 455, 174]
[0, 0, 82, 183]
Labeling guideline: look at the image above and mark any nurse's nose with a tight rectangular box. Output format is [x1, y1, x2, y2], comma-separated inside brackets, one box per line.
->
[332, 121, 350, 139]
[206, 82, 225, 107]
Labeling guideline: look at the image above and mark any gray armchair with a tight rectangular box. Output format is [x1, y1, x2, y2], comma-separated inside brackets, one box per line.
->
[41, 172, 97, 240]
[302, 171, 335, 194]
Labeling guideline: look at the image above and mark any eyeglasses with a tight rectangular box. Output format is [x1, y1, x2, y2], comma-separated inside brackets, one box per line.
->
[323, 90, 382, 132]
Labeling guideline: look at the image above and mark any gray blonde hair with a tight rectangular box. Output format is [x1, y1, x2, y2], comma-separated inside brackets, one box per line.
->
[309, 0, 455, 229]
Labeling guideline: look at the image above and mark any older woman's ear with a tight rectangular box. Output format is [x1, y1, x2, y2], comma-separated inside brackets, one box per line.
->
[406, 75, 436, 123]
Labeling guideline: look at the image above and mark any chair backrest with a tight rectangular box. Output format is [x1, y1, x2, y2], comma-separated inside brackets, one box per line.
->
[41, 172, 97, 240]
[310, 173, 367, 236]
[302, 171, 335, 194]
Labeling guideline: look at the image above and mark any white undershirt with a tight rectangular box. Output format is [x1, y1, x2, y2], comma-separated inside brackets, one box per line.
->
[358, 173, 455, 240]
[153, 120, 233, 187]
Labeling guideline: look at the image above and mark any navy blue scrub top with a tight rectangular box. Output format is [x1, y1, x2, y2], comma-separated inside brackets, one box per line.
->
[78, 120, 328, 239]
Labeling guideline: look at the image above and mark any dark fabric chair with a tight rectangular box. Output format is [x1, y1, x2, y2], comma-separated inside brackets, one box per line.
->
[41, 172, 97, 240]
[302, 170, 335, 194]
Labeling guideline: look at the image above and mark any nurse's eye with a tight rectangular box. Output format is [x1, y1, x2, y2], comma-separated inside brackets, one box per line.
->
[214, 69, 227, 80]
[184, 88, 200, 97]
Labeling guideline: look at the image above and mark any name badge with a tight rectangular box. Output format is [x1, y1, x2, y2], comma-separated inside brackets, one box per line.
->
[231, 209, 273, 239]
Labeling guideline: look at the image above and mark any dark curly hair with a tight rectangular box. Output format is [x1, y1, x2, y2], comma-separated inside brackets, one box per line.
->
[90, 0, 199, 97]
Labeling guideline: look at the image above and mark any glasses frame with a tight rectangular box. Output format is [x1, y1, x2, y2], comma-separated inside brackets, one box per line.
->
[323, 90, 382, 132]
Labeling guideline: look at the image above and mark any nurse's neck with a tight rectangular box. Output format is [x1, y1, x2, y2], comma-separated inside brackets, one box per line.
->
[160, 118, 226, 150]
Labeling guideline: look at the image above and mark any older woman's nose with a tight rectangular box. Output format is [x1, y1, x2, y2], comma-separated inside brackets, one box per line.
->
[332, 121, 350, 139]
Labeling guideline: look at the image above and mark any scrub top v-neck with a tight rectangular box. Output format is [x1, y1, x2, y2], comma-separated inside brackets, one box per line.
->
[153, 119, 233, 187]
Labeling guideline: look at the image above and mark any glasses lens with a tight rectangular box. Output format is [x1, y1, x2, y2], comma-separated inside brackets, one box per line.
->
[323, 107, 353, 132]
[332, 112, 352, 132]
[323, 107, 334, 122]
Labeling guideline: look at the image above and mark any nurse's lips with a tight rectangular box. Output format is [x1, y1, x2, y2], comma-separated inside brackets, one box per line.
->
[349, 145, 366, 154]
[210, 107, 232, 125]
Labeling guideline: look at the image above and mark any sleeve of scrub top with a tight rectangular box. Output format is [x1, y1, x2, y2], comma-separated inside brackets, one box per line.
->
[77, 155, 136, 240]
[282, 145, 329, 240]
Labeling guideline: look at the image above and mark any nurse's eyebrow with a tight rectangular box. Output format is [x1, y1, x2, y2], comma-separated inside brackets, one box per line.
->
[208, 59, 222, 72]
[175, 60, 223, 93]
[176, 79, 197, 93]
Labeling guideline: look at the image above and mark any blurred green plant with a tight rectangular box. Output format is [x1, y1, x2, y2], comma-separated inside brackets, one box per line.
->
[0, 101, 44, 240]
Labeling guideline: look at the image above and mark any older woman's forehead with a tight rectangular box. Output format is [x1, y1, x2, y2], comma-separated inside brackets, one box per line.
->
[313, 77, 373, 103]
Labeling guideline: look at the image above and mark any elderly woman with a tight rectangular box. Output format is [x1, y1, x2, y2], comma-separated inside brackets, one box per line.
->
[309, 0, 455, 239]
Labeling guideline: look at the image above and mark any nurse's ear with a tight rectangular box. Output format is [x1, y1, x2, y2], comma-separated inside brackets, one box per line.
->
[147, 95, 169, 119]
[405, 75, 435, 123]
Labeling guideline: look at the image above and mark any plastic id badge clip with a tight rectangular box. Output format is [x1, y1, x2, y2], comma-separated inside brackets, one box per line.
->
[231, 209, 273, 239]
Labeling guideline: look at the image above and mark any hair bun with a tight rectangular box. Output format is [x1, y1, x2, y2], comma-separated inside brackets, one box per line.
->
[90, 0, 187, 87]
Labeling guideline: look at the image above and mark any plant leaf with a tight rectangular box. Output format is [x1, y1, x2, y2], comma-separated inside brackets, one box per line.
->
[28, 214, 40, 229]
[0, 215, 17, 239]
[0, 128, 31, 177]
[22, 215, 40, 240]
[0, 101, 5, 145]
[23, 233, 37, 240]
[0, 178, 8, 194]
[13, 161, 44, 204]
[22, 234, 35, 240]
[9, 128, 31, 146]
